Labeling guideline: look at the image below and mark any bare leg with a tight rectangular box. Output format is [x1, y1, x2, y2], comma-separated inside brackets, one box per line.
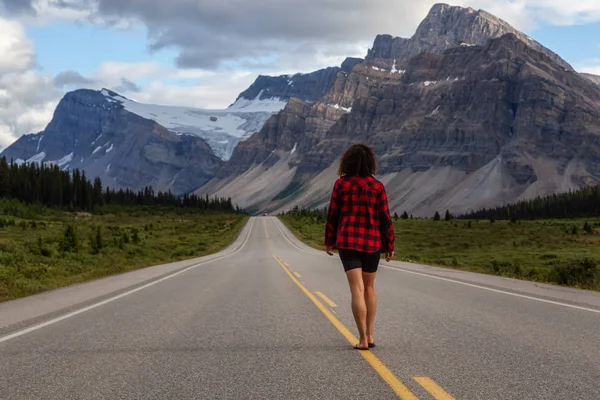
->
[362, 271, 377, 345]
[346, 268, 368, 348]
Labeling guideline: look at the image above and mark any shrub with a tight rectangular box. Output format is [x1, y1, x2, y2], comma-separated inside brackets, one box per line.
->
[59, 225, 79, 253]
[584, 222, 594, 234]
[553, 258, 598, 287]
[89, 226, 103, 255]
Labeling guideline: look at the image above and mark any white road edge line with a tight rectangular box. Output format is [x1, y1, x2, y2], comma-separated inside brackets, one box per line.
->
[0, 219, 256, 344]
[381, 265, 600, 314]
[272, 217, 600, 315]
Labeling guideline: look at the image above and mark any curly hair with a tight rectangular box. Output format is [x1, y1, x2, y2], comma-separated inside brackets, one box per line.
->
[337, 144, 377, 177]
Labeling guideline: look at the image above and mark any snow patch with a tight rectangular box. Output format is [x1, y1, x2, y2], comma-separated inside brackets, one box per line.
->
[329, 104, 352, 113]
[288, 80, 293, 86]
[228, 96, 287, 113]
[431, 106, 440, 116]
[105, 143, 114, 153]
[52, 152, 74, 168]
[27, 152, 46, 163]
[105, 164, 111, 172]
[92, 146, 103, 155]
[91, 134, 103, 146]
[390, 59, 404, 74]
[291, 143, 297, 155]
[424, 81, 437, 87]
[36, 136, 43, 152]
[460, 43, 476, 47]
[14, 158, 25, 165]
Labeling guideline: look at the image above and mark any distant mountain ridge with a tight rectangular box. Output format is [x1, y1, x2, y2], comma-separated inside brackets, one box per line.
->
[1, 89, 223, 195]
[233, 57, 363, 104]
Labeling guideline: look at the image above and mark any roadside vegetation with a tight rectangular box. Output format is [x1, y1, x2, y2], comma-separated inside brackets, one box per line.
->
[0, 157, 247, 302]
[279, 207, 600, 292]
[0, 200, 247, 302]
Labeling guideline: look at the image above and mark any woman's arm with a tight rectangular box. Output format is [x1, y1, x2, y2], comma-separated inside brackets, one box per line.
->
[378, 184, 395, 258]
[324, 179, 342, 252]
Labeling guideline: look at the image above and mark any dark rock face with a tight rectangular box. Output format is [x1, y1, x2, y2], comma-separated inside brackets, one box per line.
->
[366, 3, 572, 71]
[318, 34, 600, 178]
[234, 57, 364, 104]
[1, 89, 223, 195]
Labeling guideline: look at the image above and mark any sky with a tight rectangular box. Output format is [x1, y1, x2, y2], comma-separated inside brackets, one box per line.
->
[1, 0, 600, 150]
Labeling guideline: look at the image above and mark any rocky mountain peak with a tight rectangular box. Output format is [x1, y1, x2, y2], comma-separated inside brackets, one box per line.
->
[366, 3, 571, 71]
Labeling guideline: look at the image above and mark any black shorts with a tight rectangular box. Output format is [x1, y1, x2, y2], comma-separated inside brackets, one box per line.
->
[338, 249, 380, 273]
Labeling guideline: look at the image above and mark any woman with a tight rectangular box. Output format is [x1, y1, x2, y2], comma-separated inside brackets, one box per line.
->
[324, 144, 395, 351]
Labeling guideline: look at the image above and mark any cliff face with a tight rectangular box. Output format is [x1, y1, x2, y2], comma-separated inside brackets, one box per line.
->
[1, 89, 223, 195]
[366, 3, 572, 71]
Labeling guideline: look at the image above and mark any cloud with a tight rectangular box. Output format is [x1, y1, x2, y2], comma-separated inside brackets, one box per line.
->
[53, 70, 98, 87]
[577, 59, 600, 76]
[0, 18, 59, 149]
[0, 0, 35, 14]
[0, 19, 35, 73]
[113, 77, 141, 93]
[25, 0, 593, 72]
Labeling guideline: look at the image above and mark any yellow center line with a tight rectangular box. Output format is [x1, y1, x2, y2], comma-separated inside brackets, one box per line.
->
[273, 254, 419, 400]
[294, 272, 302, 278]
[413, 377, 456, 400]
[315, 291, 337, 308]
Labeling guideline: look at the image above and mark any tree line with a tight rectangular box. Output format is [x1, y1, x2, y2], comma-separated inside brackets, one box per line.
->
[0, 157, 238, 212]
[460, 184, 600, 220]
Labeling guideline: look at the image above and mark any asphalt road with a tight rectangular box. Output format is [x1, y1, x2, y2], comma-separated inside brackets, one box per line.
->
[1, 217, 599, 399]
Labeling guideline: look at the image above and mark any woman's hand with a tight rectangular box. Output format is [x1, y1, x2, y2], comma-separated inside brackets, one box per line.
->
[325, 246, 334, 256]
[385, 251, 395, 262]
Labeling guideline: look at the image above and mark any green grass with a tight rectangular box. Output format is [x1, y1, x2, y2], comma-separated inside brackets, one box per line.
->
[0, 203, 248, 302]
[279, 215, 600, 291]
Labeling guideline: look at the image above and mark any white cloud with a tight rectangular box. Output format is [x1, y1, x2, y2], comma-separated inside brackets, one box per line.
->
[0, 18, 59, 149]
[0, 18, 35, 73]
[576, 59, 600, 75]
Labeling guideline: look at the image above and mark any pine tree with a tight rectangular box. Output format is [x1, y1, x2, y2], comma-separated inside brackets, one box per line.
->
[0, 157, 10, 197]
[401, 211, 409, 220]
[445, 210, 454, 221]
[433, 211, 441, 221]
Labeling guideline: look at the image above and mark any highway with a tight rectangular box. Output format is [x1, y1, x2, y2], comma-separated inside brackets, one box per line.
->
[1, 217, 599, 399]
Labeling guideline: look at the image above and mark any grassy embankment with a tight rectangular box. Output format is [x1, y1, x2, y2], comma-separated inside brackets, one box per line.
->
[0, 199, 248, 302]
[279, 215, 600, 291]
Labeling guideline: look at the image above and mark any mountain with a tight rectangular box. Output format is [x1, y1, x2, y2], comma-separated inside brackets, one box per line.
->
[234, 57, 364, 104]
[365, 3, 571, 71]
[198, 4, 600, 216]
[1, 89, 223, 195]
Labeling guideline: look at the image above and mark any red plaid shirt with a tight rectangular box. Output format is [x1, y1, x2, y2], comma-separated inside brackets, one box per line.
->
[324, 175, 395, 253]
